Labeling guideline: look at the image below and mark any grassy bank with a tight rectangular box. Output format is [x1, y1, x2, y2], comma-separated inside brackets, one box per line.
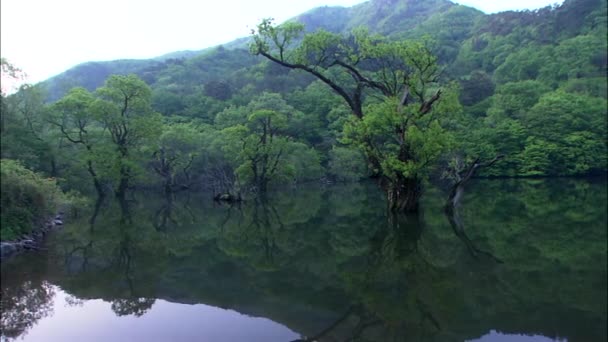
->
[0, 159, 70, 241]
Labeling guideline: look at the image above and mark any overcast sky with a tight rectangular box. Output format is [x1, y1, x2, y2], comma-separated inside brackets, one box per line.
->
[1, 0, 563, 84]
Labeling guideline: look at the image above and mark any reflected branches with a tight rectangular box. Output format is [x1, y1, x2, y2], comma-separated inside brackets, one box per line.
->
[445, 203, 503, 263]
[154, 193, 177, 232]
[4, 179, 601, 341]
[111, 298, 155, 317]
[0, 278, 55, 340]
[444, 156, 505, 263]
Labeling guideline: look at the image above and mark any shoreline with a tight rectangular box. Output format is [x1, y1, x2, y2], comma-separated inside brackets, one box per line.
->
[0, 212, 65, 261]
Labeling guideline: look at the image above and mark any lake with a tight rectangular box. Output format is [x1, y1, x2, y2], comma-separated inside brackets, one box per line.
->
[1, 178, 606, 342]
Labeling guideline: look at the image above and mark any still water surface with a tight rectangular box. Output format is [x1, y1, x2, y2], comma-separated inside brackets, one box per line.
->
[1, 179, 606, 341]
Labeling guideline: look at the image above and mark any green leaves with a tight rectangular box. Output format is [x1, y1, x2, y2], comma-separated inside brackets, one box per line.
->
[458, 85, 607, 177]
[328, 146, 368, 181]
[96, 74, 152, 107]
[0, 159, 68, 239]
[216, 97, 324, 191]
[294, 29, 342, 66]
[251, 18, 304, 59]
[49, 74, 163, 195]
[342, 96, 453, 181]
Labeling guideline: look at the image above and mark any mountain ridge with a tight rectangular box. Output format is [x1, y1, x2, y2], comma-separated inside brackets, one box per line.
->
[40, 0, 486, 100]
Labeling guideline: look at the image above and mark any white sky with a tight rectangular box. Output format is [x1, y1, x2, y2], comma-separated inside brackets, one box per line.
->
[1, 0, 563, 84]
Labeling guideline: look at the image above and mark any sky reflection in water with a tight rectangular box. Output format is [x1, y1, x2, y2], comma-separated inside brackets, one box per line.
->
[17, 286, 299, 342]
[1, 179, 605, 342]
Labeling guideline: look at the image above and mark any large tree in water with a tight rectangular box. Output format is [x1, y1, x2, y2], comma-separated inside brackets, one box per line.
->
[251, 19, 459, 212]
[93, 75, 163, 198]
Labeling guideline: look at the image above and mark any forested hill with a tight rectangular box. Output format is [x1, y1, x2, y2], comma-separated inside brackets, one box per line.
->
[41, 0, 479, 101]
[41, 0, 606, 101]
[1, 0, 606, 209]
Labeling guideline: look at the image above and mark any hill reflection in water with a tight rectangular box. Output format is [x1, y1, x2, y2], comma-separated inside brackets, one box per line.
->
[1, 178, 606, 342]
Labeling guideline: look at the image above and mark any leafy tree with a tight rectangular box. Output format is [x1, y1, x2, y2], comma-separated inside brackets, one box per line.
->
[342, 97, 456, 210]
[92, 75, 163, 197]
[538, 33, 607, 85]
[487, 80, 552, 119]
[251, 19, 459, 212]
[49, 87, 105, 196]
[459, 70, 495, 106]
[521, 90, 607, 175]
[493, 46, 551, 84]
[203, 79, 233, 100]
[222, 109, 294, 193]
[151, 122, 203, 193]
[285, 141, 325, 183]
[1, 60, 57, 174]
[151, 89, 185, 116]
[328, 146, 368, 181]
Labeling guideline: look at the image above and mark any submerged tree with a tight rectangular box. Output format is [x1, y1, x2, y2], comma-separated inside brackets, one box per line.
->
[50, 87, 105, 197]
[50, 75, 162, 198]
[92, 75, 163, 198]
[251, 19, 459, 212]
[152, 123, 202, 194]
[221, 109, 294, 194]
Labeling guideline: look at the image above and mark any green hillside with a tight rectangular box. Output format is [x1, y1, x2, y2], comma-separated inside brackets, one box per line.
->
[1, 0, 606, 207]
[42, 0, 483, 100]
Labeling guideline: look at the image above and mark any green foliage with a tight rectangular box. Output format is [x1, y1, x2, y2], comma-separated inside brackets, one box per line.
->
[285, 142, 325, 183]
[252, 17, 465, 211]
[521, 90, 607, 175]
[487, 80, 552, 119]
[48, 75, 163, 195]
[151, 122, 204, 189]
[458, 87, 607, 177]
[220, 108, 322, 191]
[328, 146, 368, 181]
[459, 70, 495, 106]
[1, 83, 56, 174]
[341, 92, 457, 182]
[94, 75, 163, 190]
[2, 0, 606, 204]
[0, 160, 67, 240]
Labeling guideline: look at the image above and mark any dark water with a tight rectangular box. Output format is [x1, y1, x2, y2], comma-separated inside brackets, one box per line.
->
[1, 179, 606, 342]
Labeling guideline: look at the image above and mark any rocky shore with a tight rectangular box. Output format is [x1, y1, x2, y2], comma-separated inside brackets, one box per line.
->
[0, 213, 65, 261]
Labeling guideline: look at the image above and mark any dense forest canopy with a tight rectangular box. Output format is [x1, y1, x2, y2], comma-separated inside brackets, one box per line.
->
[0, 0, 606, 214]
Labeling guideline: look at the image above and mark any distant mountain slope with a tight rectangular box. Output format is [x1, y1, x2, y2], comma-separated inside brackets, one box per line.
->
[40, 0, 482, 102]
[42, 59, 159, 102]
[39, 0, 605, 105]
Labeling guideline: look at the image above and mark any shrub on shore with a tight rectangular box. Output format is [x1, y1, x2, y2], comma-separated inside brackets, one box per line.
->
[1, 159, 68, 240]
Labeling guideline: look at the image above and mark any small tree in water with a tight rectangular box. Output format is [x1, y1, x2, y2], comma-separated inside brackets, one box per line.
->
[251, 19, 460, 212]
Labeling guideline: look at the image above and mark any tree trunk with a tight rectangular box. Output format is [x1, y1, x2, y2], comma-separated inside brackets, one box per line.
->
[93, 177, 105, 199]
[164, 178, 173, 195]
[86, 160, 104, 198]
[383, 176, 422, 213]
[446, 155, 504, 209]
[258, 178, 268, 194]
[116, 174, 129, 199]
[50, 158, 57, 177]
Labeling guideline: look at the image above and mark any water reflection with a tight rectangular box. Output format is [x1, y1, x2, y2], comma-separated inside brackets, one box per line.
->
[0, 276, 54, 339]
[2, 285, 299, 342]
[0, 178, 606, 342]
[469, 331, 567, 342]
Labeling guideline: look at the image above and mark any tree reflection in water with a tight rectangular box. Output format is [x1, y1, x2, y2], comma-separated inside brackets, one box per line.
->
[111, 298, 156, 317]
[1, 179, 605, 341]
[0, 259, 55, 340]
